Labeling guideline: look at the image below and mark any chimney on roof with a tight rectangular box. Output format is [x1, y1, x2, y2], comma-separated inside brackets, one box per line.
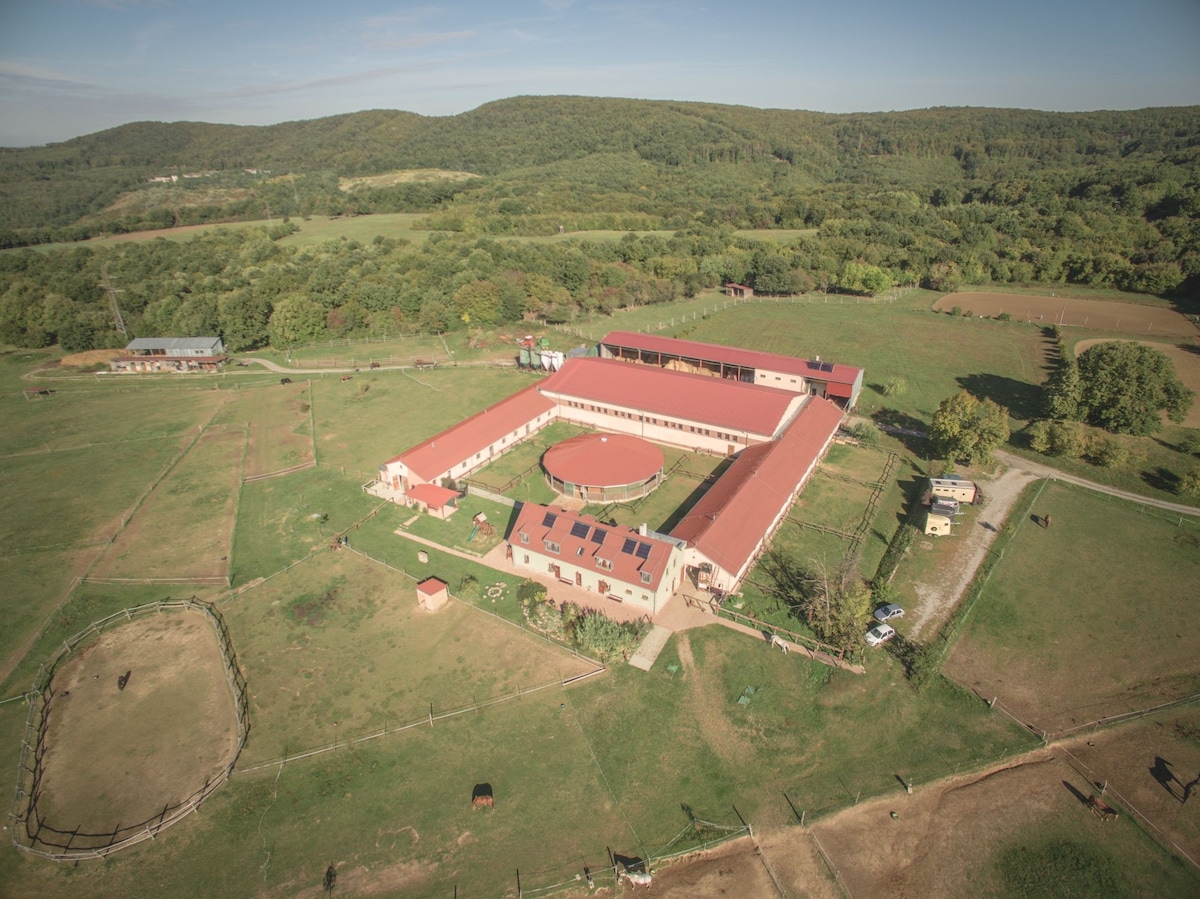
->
[639, 523, 648, 536]
[815, 355, 820, 362]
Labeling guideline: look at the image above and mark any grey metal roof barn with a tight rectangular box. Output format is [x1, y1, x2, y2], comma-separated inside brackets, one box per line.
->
[125, 337, 225, 355]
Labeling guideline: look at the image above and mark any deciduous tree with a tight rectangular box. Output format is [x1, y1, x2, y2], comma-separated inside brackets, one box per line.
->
[1075, 341, 1193, 435]
[930, 390, 1011, 464]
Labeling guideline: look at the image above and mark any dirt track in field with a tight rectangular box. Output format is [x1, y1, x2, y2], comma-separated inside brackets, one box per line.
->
[934, 292, 1199, 339]
[36, 612, 239, 845]
[640, 707, 1200, 898]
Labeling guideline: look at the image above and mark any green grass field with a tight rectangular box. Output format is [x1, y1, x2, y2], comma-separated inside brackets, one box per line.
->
[944, 480, 1200, 734]
[2, 289, 1198, 896]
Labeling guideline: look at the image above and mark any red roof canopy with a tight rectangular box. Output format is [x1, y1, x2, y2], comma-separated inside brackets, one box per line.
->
[543, 433, 664, 488]
[388, 383, 556, 480]
[601, 331, 862, 386]
[540, 357, 796, 436]
[670, 397, 844, 580]
[407, 483, 459, 508]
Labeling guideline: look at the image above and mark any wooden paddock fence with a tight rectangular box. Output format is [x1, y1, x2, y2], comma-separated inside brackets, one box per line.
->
[8, 599, 250, 861]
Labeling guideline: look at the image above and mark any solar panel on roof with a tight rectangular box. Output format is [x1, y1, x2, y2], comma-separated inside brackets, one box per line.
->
[635, 542, 652, 559]
[590, 529, 607, 545]
[542, 511, 558, 528]
[621, 537, 638, 555]
[570, 521, 590, 539]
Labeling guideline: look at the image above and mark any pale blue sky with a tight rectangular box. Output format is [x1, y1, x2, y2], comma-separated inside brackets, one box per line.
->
[1, 0, 1198, 147]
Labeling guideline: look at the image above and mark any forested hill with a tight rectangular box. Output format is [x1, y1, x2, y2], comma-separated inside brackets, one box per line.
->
[2, 97, 1199, 240]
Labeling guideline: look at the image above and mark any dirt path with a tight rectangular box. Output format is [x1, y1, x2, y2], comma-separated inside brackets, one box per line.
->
[994, 450, 1200, 517]
[909, 466, 1037, 639]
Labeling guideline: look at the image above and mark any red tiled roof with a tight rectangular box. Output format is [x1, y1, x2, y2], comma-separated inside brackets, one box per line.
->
[511, 504, 675, 593]
[543, 433, 664, 487]
[388, 383, 556, 480]
[417, 577, 448, 595]
[407, 483, 459, 508]
[539, 357, 796, 436]
[601, 331, 862, 386]
[669, 397, 844, 580]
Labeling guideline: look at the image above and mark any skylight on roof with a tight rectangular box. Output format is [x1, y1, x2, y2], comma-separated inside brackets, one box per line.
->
[569, 521, 590, 539]
[542, 511, 558, 528]
[621, 537, 638, 555]
[590, 529, 607, 545]
[635, 542, 652, 559]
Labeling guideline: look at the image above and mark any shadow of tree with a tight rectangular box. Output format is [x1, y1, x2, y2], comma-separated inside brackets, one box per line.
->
[870, 408, 929, 456]
[957, 372, 1044, 421]
[1141, 467, 1181, 493]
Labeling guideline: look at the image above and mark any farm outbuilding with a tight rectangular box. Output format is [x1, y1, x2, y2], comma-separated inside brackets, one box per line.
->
[405, 483, 460, 519]
[109, 337, 228, 372]
[929, 475, 978, 504]
[416, 577, 450, 612]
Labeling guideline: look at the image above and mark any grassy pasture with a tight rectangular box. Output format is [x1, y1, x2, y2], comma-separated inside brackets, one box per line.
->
[4, 282, 1197, 896]
[89, 426, 243, 580]
[0, 548, 90, 682]
[944, 480, 1200, 734]
[308, 366, 535, 474]
[0, 441, 183, 552]
[213, 381, 314, 477]
[229, 467, 381, 583]
[0, 383, 225, 455]
[246, 333, 449, 367]
[223, 550, 596, 765]
[813, 741, 1199, 898]
[668, 292, 1052, 423]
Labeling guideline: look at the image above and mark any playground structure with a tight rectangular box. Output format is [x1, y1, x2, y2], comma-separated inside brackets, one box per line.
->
[468, 512, 496, 542]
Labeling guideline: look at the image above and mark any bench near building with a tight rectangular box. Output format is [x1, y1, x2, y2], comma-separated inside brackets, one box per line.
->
[109, 337, 228, 372]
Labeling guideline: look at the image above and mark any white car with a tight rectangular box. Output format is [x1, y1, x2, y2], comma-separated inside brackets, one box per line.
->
[865, 623, 896, 646]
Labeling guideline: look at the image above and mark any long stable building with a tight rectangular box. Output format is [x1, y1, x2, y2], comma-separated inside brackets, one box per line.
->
[371, 332, 863, 607]
[599, 330, 864, 408]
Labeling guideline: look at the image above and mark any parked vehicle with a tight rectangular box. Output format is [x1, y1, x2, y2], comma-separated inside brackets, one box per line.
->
[873, 604, 905, 622]
[865, 623, 897, 646]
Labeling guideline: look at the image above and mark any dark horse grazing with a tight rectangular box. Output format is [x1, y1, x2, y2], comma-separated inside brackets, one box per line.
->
[471, 783, 494, 809]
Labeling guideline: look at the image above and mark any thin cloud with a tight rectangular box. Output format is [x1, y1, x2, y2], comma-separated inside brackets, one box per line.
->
[219, 53, 503, 99]
[365, 30, 476, 51]
[0, 61, 97, 89]
[81, 0, 172, 10]
[541, 0, 576, 10]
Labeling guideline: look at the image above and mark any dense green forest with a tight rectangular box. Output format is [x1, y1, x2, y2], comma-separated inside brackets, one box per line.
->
[1, 97, 1198, 352]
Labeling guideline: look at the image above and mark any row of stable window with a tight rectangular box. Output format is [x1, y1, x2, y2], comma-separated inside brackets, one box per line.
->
[559, 400, 739, 441]
[454, 413, 551, 473]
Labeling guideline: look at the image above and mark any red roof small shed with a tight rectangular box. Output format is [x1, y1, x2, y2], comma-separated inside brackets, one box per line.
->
[416, 576, 450, 612]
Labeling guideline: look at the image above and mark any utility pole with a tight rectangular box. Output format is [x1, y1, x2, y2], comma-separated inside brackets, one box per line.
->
[100, 267, 128, 338]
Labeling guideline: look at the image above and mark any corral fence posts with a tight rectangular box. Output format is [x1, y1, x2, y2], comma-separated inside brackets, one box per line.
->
[7, 598, 248, 862]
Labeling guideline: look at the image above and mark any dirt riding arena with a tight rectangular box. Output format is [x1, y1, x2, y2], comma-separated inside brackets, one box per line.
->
[1075, 338, 1200, 428]
[34, 611, 239, 847]
[934, 292, 1199, 339]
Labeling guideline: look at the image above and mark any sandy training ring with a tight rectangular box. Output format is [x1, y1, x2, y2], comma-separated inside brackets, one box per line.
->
[8, 599, 249, 861]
